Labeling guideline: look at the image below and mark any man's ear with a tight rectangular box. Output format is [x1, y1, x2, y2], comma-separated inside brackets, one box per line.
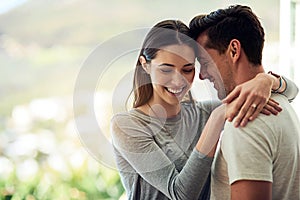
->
[228, 39, 241, 63]
[139, 56, 150, 74]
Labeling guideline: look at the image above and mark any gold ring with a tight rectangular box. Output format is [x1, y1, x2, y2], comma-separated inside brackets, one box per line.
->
[251, 104, 257, 108]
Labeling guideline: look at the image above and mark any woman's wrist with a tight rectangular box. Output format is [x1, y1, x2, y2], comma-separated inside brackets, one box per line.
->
[211, 104, 226, 121]
[267, 71, 286, 93]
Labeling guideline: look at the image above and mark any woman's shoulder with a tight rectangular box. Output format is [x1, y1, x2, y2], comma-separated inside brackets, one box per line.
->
[111, 109, 149, 128]
[111, 109, 153, 139]
[111, 110, 131, 121]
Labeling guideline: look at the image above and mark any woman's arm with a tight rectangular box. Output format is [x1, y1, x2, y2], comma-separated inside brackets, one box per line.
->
[195, 104, 226, 157]
[222, 72, 298, 127]
[279, 76, 299, 102]
[266, 71, 298, 101]
[111, 113, 216, 200]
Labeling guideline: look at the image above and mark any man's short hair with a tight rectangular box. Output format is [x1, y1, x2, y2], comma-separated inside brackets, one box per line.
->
[189, 5, 265, 65]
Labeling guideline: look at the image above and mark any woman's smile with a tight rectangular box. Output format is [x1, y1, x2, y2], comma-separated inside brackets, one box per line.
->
[165, 86, 186, 96]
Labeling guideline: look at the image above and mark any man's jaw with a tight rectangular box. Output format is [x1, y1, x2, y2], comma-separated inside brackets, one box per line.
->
[206, 77, 227, 100]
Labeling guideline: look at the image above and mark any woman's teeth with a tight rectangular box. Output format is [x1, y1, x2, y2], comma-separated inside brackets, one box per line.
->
[167, 87, 184, 94]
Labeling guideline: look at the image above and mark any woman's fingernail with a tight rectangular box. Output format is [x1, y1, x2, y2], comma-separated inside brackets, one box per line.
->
[234, 121, 239, 127]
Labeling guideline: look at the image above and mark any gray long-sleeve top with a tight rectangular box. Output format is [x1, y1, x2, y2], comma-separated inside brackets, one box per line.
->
[111, 101, 218, 200]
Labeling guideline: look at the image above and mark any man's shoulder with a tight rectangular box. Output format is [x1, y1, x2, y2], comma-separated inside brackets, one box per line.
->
[222, 93, 300, 154]
[225, 94, 296, 131]
[260, 93, 299, 125]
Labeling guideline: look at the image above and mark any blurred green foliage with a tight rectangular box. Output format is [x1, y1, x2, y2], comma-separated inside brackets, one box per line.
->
[0, 99, 125, 199]
[0, 164, 124, 200]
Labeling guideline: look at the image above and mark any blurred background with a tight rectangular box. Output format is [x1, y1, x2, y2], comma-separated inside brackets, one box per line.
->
[0, 0, 299, 199]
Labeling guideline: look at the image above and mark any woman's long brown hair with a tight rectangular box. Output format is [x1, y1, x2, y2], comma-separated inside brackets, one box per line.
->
[131, 20, 197, 108]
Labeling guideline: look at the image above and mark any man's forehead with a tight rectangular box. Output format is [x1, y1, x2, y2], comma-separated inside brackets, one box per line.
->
[196, 34, 211, 58]
[197, 46, 211, 61]
[196, 32, 209, 46]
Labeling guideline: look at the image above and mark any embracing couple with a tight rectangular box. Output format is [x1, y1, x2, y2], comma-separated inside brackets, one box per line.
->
[111, 5, 300, 200]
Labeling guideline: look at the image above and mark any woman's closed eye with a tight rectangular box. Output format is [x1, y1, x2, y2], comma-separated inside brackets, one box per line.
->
[157, 63, 195, 74]
[182, 63, 195, 73]
[183, 67, 195, 74]
[159, 66, 173, 73]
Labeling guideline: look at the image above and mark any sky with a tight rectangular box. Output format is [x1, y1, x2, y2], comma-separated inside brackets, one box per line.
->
[0, 0, 27, 14]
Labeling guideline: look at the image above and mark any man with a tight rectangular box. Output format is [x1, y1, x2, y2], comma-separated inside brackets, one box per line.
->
[190, 5, 300, 200]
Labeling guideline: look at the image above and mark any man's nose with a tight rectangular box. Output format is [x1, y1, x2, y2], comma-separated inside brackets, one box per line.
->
[199, 70, 209, 80]
[199, 64, 209, 80]
[199, 73, 205, 80]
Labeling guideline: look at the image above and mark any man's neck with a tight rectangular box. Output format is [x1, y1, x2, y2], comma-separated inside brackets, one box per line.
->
[234, 63, 265, 85]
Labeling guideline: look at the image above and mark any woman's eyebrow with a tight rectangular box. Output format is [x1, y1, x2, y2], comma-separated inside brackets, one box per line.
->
[183, 63, 195, 67]
[158, 63, 195, 67]
[158, 63, 175, 67]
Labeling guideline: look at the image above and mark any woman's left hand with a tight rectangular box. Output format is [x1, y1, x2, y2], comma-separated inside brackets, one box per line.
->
[223, 73, 282, 127]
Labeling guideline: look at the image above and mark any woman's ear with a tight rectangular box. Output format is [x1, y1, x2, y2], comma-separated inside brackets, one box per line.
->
[139, 56, 150, 74]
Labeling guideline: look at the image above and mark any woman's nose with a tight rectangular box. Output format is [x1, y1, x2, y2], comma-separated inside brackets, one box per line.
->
[171, 71, 185, 86]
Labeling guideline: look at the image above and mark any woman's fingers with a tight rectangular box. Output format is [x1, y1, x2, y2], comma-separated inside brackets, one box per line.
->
[222, 86, 241, 104]
[266, 99, 282, 112]
[259, 108, 272, 116]
[234, 98, 282, 127]
[248, 99, 282, 121]
[224, 80, 283, 127]
[233, 93, 267, 127]
[244, 101, 265, 124]
[234, 100, 262, 127]
[226, 96, 244, 122]
[232, 100, 253, 127]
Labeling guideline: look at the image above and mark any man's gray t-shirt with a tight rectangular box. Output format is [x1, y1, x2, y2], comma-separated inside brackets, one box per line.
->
[211, 94, 300, 200]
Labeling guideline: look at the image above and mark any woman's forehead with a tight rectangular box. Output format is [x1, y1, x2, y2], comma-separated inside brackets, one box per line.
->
[154, 45, 195, 60]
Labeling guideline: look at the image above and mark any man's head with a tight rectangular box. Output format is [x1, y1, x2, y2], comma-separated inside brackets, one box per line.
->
[190, 5, 265, 97]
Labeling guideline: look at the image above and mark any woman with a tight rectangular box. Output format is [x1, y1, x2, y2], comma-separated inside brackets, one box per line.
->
[111, 20, 297, 200]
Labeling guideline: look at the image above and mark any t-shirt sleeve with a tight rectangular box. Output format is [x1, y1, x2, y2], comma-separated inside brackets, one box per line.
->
[221, 119, 276, 184]
[111, 113, 213, 200]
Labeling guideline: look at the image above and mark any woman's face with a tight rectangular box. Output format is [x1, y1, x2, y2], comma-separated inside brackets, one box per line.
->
[147, 44, 195, 106]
